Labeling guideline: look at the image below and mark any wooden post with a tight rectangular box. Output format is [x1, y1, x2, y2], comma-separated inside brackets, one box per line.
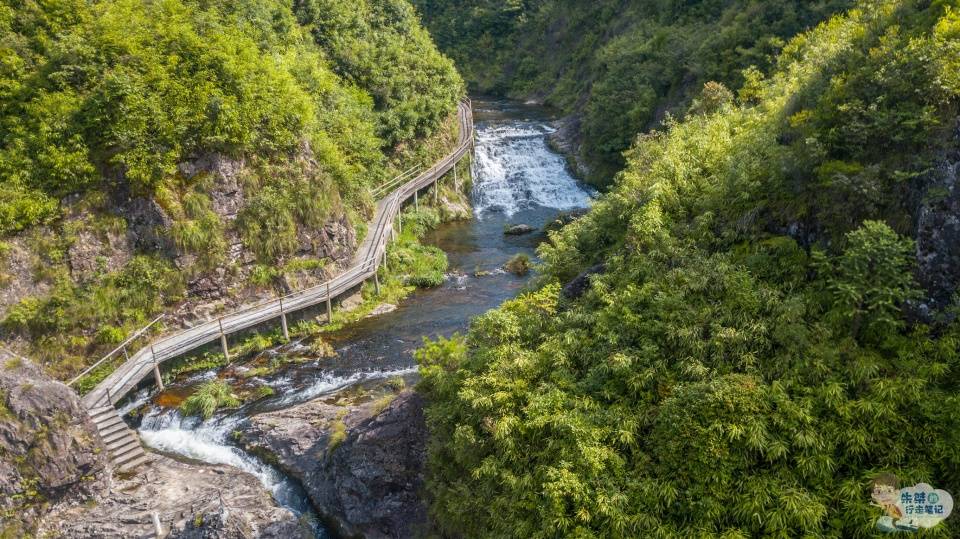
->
[414, 190, 419, 211]
[279, 297, 289, 342]
[326, 282, 332, 323]
[398, 213, 402, 233]
[151, 346, 164, 392]
[122, 346, 129, 362]
[434, 178, 439, 205]
[374, 270, 381, 295]
[218, 319, 230, 360]
[454, 161, 459, 192]
[105, 387, 112, 407]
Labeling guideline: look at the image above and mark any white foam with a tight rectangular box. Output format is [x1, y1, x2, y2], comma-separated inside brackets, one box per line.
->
[139, 410, 310, 517]
[280, 366, 417, 405]
[472, 122, 592, 217]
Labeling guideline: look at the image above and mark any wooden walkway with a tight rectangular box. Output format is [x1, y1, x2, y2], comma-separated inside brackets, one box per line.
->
[80, 100, 474, 413]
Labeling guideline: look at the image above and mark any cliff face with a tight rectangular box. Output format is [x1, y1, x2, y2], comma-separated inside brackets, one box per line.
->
[240, 390, 430, 539]
[913, 118, 960, 314]
[0, 349, 108, 535]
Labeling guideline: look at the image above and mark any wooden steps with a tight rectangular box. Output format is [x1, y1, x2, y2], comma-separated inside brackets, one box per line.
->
[87, 405, 150, 473]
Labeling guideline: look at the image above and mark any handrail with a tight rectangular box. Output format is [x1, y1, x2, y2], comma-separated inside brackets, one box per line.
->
[67, 314, 166, 387]
[80, 99, 474, 408]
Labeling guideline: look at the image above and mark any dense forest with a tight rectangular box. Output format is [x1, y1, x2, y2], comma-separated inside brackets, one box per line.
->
[413, 0, 855, 186]
[0, 0, 462, 380]
[418, 1, 960, 536]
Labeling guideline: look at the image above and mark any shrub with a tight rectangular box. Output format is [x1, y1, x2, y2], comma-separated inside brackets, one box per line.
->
[180, 381, 241, 420]
[504, 253, 531, 276]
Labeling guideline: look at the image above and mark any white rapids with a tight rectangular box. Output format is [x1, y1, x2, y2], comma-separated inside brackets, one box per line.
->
[472, 123, 592, 217]
[138, 410, 312, 517]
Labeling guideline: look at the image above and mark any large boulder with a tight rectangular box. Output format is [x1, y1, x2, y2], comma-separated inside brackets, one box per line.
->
[0, 349, 108, 535]
[240, 390, 429, 538]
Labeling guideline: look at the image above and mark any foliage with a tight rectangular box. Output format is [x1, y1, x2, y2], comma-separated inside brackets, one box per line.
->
[3, 255, 183, 380]
[414, 0, 852, 186]
[388, 208, 447, 288]
[294, 0, 463, 147]
[180, 380, 241, 419]
[327, 417, 347, 453]
[0, 0, 463, 380]
[417, 2, 960, 537]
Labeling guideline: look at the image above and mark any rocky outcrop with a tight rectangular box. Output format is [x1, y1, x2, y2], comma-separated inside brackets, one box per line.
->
[0, 349, 108, 534]
[913, 118, 960, 315]
[0, 236, 52, 318]
[179, 153, 247, 221]
[548, 114, 590, 179]
[115, 193, 176, 256]
[562, 262, 607, 301]
[40, 453, 308, 539]
[240, 390, 429, 539]
[62, 201, 135, 282]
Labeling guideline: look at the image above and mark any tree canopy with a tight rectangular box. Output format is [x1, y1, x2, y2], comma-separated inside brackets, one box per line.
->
[417, 2, 960, 536]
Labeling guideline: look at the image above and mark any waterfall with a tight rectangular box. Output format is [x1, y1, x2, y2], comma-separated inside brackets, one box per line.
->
[472, 123, 592, 217]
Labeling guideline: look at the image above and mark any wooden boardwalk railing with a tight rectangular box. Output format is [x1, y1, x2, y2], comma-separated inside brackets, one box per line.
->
[80, 100, 474, 410]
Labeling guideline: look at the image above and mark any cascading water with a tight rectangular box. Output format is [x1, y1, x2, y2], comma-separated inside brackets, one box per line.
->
[472, 123, 592, 217]
[139, 408, 325, 535]
[128, 98, 592, 537]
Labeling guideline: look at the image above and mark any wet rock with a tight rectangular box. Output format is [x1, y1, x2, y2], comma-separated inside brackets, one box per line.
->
[0, 349, 108, 534]
[504, 224, 536, 236]
[41, 453, 308, 539]
[240, 391, 429, 539]
[562, 263, 607, 300]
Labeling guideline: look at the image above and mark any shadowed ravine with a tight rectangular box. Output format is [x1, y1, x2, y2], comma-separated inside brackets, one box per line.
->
[131, 99, 593, 537]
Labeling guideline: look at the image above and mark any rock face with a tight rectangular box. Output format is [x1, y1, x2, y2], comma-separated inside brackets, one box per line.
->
[562, 263, 607, 301]
[40, 453, 308, 539]
[548, 114, 590, 179]
[913, 117, 960, 313]
[0, 349, 108, 534]
[240, 391, 429, 539]
[0, 237, 53, 318]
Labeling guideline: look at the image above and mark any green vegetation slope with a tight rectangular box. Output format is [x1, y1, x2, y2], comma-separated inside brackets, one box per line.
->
[413, 0, 852, 186]
[418, 1, 960, 536]
[0, 0, 462, 379]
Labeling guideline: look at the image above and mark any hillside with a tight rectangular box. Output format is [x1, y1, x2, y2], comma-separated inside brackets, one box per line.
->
[0, 0, 463, 381]
[413, 0, 853, 186]
[417, 1, 960, 536]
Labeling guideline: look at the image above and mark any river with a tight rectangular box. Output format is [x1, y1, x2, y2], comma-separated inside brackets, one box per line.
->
[131, 98, 593, 536]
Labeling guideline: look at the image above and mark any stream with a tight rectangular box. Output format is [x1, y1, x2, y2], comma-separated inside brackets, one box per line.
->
[131, 99, 593, 536]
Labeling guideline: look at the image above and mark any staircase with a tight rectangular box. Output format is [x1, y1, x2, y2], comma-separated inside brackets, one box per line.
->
[87, 405, 150, 473]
